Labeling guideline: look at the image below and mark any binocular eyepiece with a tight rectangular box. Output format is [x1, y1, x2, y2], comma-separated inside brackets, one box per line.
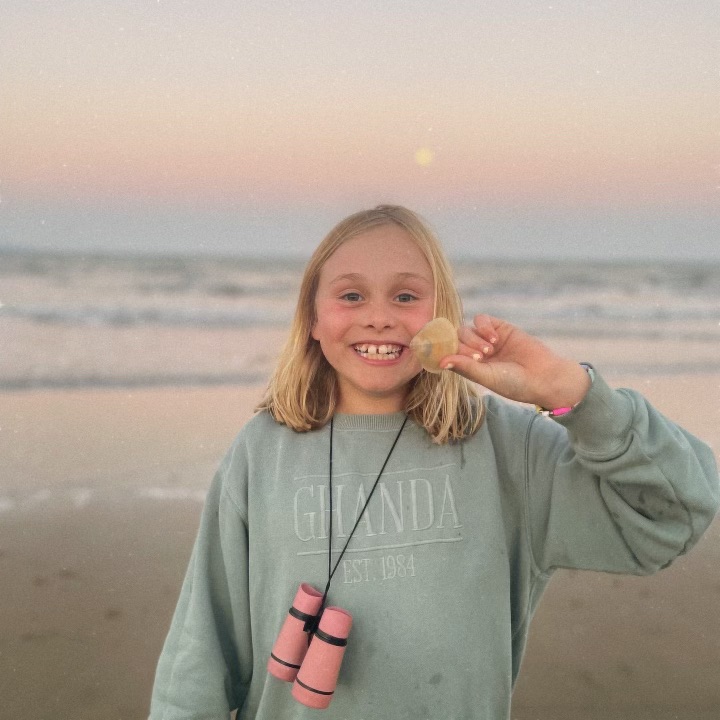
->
[267, 583, 353, 709]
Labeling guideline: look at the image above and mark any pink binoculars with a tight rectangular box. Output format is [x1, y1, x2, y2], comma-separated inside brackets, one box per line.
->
[267, 583, 353, 709]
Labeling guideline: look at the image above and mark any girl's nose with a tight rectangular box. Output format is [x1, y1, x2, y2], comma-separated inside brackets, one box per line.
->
[362, 301, 395, 329]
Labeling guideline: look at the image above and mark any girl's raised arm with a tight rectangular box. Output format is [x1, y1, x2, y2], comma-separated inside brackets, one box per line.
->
[441, 314, 591, 410]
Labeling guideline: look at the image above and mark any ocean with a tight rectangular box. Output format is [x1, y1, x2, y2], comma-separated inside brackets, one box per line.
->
[2, 250, 719, 390]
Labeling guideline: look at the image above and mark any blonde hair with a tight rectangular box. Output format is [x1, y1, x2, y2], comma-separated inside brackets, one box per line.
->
[257, 205, 484, 444]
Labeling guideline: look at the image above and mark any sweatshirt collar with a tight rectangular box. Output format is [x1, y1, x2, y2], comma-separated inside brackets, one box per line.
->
[331, 411, 407, 432]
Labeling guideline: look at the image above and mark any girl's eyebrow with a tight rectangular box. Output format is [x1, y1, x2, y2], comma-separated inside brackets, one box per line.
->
[328, 272, 363, 285]
[328, 271, 432, 286]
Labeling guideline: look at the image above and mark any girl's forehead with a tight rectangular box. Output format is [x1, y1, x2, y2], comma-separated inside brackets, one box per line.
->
[320, 225, 433, 281]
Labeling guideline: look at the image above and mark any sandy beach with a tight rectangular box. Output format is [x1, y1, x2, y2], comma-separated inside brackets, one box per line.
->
[4, 0, 720, 715]
[1, 365, 718, 719]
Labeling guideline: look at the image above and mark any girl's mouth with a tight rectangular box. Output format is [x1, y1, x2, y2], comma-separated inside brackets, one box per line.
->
[353, 343, 403, 361]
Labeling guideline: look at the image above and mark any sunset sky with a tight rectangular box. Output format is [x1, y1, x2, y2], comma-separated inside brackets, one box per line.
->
[1, 0, 718, 259]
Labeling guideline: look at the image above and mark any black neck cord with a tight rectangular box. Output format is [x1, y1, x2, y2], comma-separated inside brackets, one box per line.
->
[319, 414, 408, 611]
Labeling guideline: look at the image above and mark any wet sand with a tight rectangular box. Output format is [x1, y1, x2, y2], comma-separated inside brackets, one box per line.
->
[0, 371, 718, 719]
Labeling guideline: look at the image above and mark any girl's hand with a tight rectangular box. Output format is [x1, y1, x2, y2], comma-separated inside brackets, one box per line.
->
[440, 314, 591, 409]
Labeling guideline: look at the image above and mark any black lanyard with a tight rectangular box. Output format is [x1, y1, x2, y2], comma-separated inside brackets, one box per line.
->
[318, 414, 408, 611]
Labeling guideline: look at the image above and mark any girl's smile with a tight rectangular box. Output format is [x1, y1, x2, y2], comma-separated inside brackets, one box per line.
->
[353, 343, 403, 361]
[311, 224, 435, 414]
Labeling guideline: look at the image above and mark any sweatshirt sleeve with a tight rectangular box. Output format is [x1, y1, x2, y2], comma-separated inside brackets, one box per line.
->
[525, 369, 720, 576]
[149, 441, 253, 720]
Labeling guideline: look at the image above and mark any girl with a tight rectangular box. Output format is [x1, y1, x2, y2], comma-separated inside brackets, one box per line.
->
[150, 205, 719, 720]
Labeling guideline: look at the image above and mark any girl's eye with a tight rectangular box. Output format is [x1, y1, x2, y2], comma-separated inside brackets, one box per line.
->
[396, 293, 417, 303]
[340, 292, 362, 302]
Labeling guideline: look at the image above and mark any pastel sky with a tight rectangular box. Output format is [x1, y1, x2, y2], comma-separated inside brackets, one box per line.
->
[1, 0, 718, 259]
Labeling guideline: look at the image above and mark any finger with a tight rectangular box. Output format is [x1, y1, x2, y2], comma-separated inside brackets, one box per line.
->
[456, 340, 483, 358]
[454, 341, 485, 363]
[457, 329, 495, 359]
[439, 352, 495, 386]
[471, 314, 500, 344]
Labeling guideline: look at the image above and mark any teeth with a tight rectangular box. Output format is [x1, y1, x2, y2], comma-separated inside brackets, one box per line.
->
[354, 343, 402, 360]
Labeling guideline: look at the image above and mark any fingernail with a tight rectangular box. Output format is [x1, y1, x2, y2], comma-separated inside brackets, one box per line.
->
[482, 346, 491, 354]
[490, 337, 497, 344]
[472, 353, 481, 361]
[444, 363, 454, 370]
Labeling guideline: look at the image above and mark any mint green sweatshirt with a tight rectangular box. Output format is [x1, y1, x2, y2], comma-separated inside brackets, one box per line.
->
[149, 370, 719, 720]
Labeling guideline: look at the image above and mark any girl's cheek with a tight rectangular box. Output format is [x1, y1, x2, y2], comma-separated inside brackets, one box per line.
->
[412, 308, 436, 332]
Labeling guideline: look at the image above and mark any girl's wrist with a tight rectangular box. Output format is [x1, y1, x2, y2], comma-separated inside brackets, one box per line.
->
[535, 362, 592, 416]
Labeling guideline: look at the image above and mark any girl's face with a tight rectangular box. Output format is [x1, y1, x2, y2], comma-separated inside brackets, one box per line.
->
[311, 224, 435, 414]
